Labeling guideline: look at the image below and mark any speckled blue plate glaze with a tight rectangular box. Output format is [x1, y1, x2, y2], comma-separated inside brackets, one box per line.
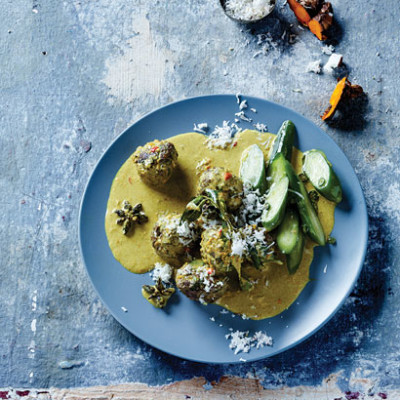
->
[79, 95, 368, 364]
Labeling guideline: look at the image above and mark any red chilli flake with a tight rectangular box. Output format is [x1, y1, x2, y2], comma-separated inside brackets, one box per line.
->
[207, 268, 214, 275]
[233, 141, 238, 147]
[224, 172, 232, 181]
[150, 146, 159, 153]
[277, 298, 282, 304]
[128, 177, 133, 184]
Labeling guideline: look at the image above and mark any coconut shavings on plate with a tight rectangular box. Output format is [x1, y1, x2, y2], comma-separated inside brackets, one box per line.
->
[150, 263, 173, 284]
[226, 330, 273, 354]
[206, 121, 241, 149]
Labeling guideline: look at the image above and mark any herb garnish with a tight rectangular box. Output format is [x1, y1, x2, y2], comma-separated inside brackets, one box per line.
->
[113, 200, 148, 235]
[181, 189, 235, 231]
[141, 278, 175, 308]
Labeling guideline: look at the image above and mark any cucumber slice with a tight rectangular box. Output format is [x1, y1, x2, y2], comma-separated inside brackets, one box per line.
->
[302, 150, 343, 203]
[239, 144, 267, 194]
[277, 208, 300, 254]
[269, 120, 296, 163]
[286, 231, 305, 275]
[261, 176, 289, 231]
[284, 160, 326, 246]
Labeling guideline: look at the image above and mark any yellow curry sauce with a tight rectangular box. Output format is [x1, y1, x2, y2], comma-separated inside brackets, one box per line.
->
[105, 130, 335, 319]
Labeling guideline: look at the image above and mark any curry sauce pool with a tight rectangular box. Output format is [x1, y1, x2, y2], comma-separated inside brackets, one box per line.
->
[105, 130, 335, 319]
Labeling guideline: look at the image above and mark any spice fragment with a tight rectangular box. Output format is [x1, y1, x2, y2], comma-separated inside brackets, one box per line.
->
[142, 278, 175, 308]
[113, 200, 148, 235]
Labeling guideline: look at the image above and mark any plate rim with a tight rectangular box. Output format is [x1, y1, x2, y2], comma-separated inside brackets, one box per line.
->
[78, 94, 368, 364]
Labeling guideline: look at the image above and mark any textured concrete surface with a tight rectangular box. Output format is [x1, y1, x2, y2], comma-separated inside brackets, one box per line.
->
[0, 0, 399, 394]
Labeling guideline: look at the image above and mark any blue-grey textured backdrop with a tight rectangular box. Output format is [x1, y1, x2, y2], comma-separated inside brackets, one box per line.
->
[1, 0, 398, 391]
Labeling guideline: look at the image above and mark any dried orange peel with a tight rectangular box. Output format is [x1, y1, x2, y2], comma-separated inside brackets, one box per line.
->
[288, 0, 333, 41]
[322, 77, 364, 120]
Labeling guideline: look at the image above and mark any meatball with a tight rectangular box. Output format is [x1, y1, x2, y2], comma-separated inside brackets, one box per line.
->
[197, 167, 243, 211]
[133, 140, 178, 186]
[200, 227, 233, 275]
[151, 214, 198, 267]
[175, 260, 228, 304]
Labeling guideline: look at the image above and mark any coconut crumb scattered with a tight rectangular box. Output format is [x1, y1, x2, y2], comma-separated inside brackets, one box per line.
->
[323, 53, 343, 74]
[226, 330, 273, 354]
[239, 100, 248, 110]
[193, 122, 209, 134]
[306, 60, 322, 74]
[235, 111, 252, 122]
[236, 93, 241, 104]
[321, 44, 335, 55]
[253, 122, 268, 132]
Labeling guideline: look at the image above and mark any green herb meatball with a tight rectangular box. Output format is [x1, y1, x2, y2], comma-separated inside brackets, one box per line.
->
[197, 167, 243, 211]
[133, 140, 178, 186]
[200, 227, 233, 275]
[151, 214, 198, 267]
[175, 260, 228, 304]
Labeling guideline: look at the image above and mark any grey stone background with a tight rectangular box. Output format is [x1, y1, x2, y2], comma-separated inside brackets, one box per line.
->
[1, 0, 399, 392]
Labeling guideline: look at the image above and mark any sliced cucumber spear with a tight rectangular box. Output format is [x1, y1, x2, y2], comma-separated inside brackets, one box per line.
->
[262, 154, 289, 231]
[239, 144, 267, 195]
[269, 120, 296, 163]
[277, 208, 305, 275]
[277, 208, 301, 254]
[284, 160, 326, 246]
[302, 150, 343, 203]
[286, 230, 305, 275]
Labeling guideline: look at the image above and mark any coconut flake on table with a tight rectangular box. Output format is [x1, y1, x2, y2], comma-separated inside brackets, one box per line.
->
[225, 0, 275, 21]
[323, 53, 343, 74]
[306, 59, 322, 74]
[151, 263, 173, 284]
[321, 44, 335, 55]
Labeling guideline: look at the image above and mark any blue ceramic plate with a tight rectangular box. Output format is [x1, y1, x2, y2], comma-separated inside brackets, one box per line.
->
[79, 95, 368, 363]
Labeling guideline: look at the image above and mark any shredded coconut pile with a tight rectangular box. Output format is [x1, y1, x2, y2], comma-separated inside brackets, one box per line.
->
[176, 220, 197, 245]
[225, 0, 275, 21]
[151, 263, 173, 284]
[225, 330, 273, 354]
[231, 230, 247, 257]
[239, 184, 266, 225]
[206, 121, 241, 149]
